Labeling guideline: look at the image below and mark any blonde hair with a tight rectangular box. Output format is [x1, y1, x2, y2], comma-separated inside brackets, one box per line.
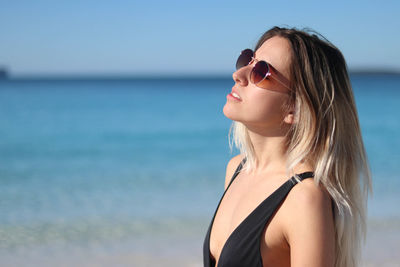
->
[229, 27, 372, 267]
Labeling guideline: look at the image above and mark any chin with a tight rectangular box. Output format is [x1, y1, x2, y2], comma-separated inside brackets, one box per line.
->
[223, 103, 240, 121]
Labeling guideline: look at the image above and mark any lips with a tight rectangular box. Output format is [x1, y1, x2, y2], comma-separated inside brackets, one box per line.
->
[230, 89, 242, 101]
[231, 92, 241, 100]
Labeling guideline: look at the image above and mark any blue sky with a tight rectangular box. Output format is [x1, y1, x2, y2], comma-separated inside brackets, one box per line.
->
[0, 0, 399, 76]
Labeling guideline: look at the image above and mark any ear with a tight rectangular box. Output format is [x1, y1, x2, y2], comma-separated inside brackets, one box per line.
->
[283, 110, 295, 124]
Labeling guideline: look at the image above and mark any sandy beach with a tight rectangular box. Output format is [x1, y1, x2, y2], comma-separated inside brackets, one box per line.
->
[1, 218, 399, 267]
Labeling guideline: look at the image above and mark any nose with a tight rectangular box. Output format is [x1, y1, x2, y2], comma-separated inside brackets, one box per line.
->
[232, 65, 250, 86]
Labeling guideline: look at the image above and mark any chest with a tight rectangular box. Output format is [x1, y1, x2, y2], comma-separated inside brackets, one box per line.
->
[209, 175, 291, 266]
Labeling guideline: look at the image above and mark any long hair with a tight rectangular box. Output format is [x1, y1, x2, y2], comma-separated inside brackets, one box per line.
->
[229, 27, 372, 267]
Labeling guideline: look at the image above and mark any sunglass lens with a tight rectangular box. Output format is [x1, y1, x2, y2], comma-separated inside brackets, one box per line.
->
[236, 49, 253, 70]
[251, 61, 269, 84]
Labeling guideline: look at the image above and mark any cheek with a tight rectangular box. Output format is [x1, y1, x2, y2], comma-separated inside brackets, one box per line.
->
[223, 92, 288, 126]
[246, 93, 286, 122]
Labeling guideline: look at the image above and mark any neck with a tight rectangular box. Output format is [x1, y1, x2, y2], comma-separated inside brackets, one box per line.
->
[245, 123, 289, 174]
[245, 123, 313, 175]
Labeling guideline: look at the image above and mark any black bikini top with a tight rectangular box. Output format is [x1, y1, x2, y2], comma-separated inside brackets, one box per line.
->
[203, 159, 314, 267]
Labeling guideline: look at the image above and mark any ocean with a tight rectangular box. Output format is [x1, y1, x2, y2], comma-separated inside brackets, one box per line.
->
[0, 75, 399, 266]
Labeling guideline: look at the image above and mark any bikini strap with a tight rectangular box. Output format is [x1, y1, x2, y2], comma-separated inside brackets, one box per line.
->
[290, 171, 315, 185]
[227, 158, 247, 188]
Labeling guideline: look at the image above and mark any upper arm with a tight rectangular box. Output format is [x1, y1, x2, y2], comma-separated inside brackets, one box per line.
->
[224, 155, 243, 190]
[283, 180, 336, 267]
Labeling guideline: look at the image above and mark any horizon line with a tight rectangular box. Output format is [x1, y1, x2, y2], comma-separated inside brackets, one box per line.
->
[1, 69, 400, 81]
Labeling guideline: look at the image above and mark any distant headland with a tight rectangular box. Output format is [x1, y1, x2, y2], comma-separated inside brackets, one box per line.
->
[0, 67, 8, 79]
[350, 69, 400, 76]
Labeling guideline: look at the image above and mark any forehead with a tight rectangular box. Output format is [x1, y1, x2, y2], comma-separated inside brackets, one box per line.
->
[255, 36, 292, 78]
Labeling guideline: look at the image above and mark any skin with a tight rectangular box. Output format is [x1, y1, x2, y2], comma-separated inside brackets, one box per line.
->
[209, 36, 335, 267]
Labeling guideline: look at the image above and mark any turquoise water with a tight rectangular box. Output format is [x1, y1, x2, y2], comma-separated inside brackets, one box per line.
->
[0, 75, 399, 266]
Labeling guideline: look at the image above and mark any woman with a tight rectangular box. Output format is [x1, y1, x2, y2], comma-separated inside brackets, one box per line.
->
[203, 27, 372, 267]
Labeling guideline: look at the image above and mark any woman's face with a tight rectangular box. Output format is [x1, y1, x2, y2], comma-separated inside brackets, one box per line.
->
[223, 36, 293, 134]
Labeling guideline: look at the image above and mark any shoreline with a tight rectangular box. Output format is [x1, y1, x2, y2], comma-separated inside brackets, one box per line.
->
[0, 218, 398, 267]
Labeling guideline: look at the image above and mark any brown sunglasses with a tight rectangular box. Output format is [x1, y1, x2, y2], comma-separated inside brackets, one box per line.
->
[236, 49, 292, 92]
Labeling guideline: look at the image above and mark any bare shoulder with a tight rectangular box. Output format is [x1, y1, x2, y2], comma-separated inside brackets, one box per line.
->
[284, 178, 334, 231]
[287, 178, 332, 211]
[281, 179, 335, 266]
[224, 155, 243, 190]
